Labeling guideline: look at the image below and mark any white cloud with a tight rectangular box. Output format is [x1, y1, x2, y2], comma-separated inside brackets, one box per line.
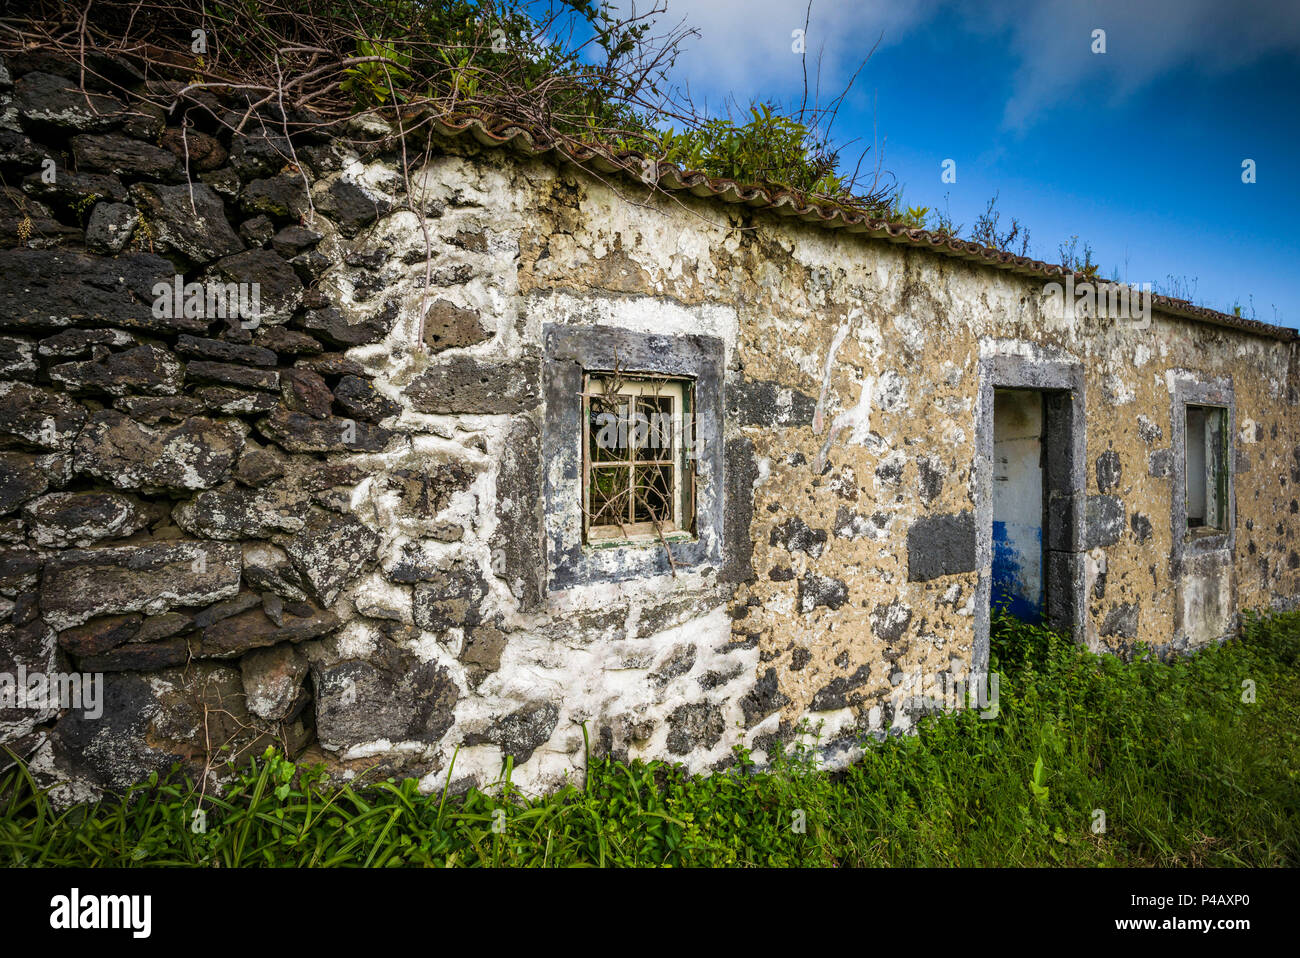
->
[661, 0, 944, 114]
[974, 0, 1300, 130]
[656, 0, 1300, 128]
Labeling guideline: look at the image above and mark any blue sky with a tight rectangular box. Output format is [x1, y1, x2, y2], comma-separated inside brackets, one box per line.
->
[559, 0, 1300, 327]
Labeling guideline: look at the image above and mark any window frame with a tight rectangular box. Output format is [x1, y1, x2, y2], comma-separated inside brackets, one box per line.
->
[581, 372, 697, 546]
[1169, 374, 1236, 570]
[1183, 402, 1229, 537]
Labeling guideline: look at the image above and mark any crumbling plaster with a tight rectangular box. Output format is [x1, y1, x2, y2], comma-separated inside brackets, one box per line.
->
[496, 142, 1299, 757]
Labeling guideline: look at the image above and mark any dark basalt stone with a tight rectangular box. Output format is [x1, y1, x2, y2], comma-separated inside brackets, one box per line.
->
[239, 215, 276, 248]
[301, 305, 394, 348]
[797, 573, 849, 613]
[241, 643, 310, 721]
[0, 187, 80, 250]
[57, 613, 142, 658]
[70, 132, 180, 180]
[0, 335, 35, 381]
[769, 516, 826, 558]
[666, 702, 725, 755]
[404, 352, 541, 415]
[84, 201, 140, 254]
[129, 182, 243, 265]
[37, 327, 136, 358]
[73, 410, 244, 492]
[13, 71, 125, 133]
[193, 386, 279, 416]
[0, 249, 203, 334]
[253, 326, 321, 355]
[175, 334, 278, 367]
[1096, 449, 1122, 493]
[315, 177, 391, 235]
[738, 668, 791, 726]
[907, 511, 977, 582]
[269, 226, 323, 258]
[195, 603, 339, 658]
[411, 565, 488, 629]
[40, 541, 242, 631]
[209, 248, 304, 325]
[0, 380, 87, 452]
[280, 366, 334, 419]
[229, 134, 291, 179]
[186, 360, 280, 392]
[1085, 495, 1125, 548]
[49, 343, 184, 396]
[22, 168, 129, 214]
[0, 130, 44, 172]
[257, 406, 392, 454]
[23, 490, 151, 547]
[333, 375, 400, 422]
[810, 664, 872, 711]
[481, 701, 560, 764]
[313, 646, 459, 751]
[283, 511, 380, 605]
[173, 481, 312, 541]
[241, 175, 309, 221]
[0, 452, 48, 515]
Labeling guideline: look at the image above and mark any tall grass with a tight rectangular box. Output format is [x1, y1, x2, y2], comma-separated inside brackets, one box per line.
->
[2, 610, 1297, 867]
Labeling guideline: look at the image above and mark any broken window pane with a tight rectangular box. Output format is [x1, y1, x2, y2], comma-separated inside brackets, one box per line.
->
[632, 464, 674, 522]
[1186, 404, 1228, 533]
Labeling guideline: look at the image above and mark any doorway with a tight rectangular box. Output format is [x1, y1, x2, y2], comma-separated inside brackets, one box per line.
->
[987, 379, 1080, 634]
[992, 388, 1045, 621]
[975, 355, 1085, 672]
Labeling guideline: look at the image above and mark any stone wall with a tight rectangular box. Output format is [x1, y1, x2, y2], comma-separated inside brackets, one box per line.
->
[0, 51, 1296, 802]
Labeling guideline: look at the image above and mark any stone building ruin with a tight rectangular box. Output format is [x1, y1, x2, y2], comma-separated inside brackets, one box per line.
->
[0, 53, 1297, 802]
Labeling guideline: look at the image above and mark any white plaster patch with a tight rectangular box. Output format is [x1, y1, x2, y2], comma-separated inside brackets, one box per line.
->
[527, 290, 738, 370]
[1104, 372, 1135, 405]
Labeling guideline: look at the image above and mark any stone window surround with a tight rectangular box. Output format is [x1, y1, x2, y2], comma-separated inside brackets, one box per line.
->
[542, 323, 725, 591]
[1170, 373, 1236, 571]
[974, 349, 1088, 673]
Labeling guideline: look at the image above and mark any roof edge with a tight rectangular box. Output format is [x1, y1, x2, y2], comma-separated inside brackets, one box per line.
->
[428, 114, 1298, 344]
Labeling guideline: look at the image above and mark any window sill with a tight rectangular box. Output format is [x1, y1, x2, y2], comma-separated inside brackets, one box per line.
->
[585, 530, 696, 550]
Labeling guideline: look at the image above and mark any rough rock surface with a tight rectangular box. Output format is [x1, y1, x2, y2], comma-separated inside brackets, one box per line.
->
[73, 411, 244, 491]
[40, 541, 242, 630]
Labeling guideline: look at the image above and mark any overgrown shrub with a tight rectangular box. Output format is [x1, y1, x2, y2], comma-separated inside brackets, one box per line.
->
[8, 0, 894, 213]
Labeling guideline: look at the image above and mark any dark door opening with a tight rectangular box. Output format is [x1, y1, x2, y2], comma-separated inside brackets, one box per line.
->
[991, 387, 1077, 627]
[992, 389, 1045, 622]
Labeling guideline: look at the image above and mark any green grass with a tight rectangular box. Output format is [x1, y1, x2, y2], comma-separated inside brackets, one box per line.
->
[3, 609, 1297, 867]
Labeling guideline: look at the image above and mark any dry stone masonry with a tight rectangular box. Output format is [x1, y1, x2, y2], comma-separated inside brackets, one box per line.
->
[0, 52, 1297, 803]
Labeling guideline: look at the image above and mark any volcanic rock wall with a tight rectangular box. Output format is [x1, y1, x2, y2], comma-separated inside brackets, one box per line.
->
[0, 52, 772, 802]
